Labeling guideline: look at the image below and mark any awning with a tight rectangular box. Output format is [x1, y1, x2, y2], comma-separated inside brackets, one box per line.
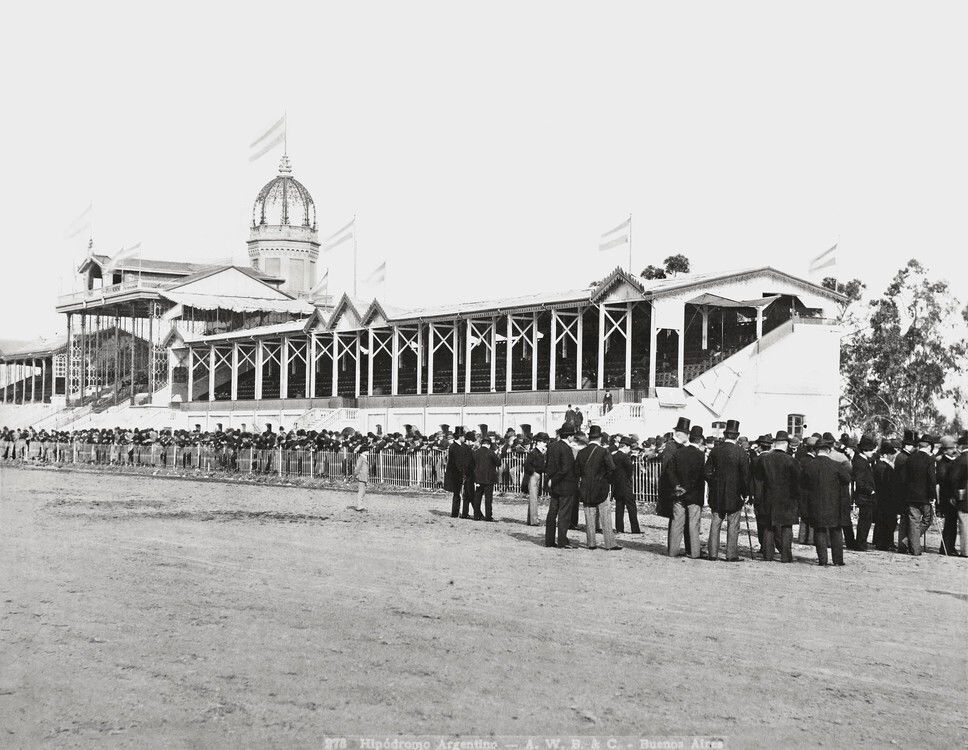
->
[178, 319, 312, 346]
[687, 293, 783, 309]
[654, 387, 687, 407]
[163, 291, 314, 315]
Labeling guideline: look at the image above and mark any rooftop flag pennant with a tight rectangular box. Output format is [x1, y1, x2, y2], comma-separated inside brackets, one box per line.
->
[323, 217, 355, 252]
[365, 260, 386, 285]
[249, 114, 287, 162]
[599, 216, 631, 252]
[808, 242, 838, 275]
[105, 241, 141, 269]
[65, 202, 93, 239]
[308, 267, 330, 297]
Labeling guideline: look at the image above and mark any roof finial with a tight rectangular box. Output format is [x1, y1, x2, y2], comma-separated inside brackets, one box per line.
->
[278, 153, 292, 174]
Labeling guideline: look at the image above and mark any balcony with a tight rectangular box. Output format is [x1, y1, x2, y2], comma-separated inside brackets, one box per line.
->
[57, 278, 172, 307]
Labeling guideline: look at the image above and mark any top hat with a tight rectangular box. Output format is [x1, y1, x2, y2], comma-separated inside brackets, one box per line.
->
[774, 430, 791, 442]
[588, 425, 603, 441]
[901, 429, 916, 445]
[688, 425, 704, 442]
[454, 426, 465, 439]
[878, 439, 897, 455]
[856, 434, 876, 452]
[534, 432, 550, 443]
[724, 419, 740, 437]
[215, 423, 223, 430]
[559, 423, 576, 438]
[819, 431, 837, 448]
[440, 424, 450, 435]
[478, 424, 488, 437]
[520, 423, 532, 435]
[674, 417, 691, 434]
[464, 430, 477, 442]
[919, 433, 938, 445]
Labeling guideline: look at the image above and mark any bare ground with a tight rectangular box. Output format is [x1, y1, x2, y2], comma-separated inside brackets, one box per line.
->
[1, 464, 965, 749]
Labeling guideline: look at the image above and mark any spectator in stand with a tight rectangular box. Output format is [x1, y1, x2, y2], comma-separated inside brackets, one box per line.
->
[602, 391, 613, 414]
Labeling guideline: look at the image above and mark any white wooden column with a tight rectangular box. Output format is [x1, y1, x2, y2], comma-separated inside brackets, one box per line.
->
[531, 312, 539, 391]
[41, 358, 46, 403]
[309, 334, 318, 398]
[701, 308, 709, 350]
[597, 304, 605, 390]
[2, 363, 6, 403]
[416, 324, 423, 395]
[648, 312, 657, 392]
[367, 329, 374, 396]
[354, 332, 361, 398]
[427, 323, 435, 395]
[465, 319, 473, 393]
[576, 307, 584, 390]
[452, 321, 459, 394]
[505, 313, 513, 393]
[254, 340, 263, 400]
[489, 317, 497, 392]
[549, 312, 557, 391]
[677, 327, 685, 388]
[391, 326, 399, 396]
[625, 302, 633, 390]
[30, 359, 36, 402]
[331, 333, 339, 398]
[231, 342, 239, 401]
[280, 336, 289, 399]
[756, 308, 764, 339]
[186, 347, 194, 403]
[305, 336, 312, 398]
[208, 345, 216, 401]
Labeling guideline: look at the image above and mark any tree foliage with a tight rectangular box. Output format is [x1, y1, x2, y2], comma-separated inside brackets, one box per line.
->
[839, 260, 966, 433]
[641, 264, 666, 280]
[641, 254, 691, 280]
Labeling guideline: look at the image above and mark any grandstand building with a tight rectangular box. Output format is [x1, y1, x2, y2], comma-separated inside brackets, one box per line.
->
[2, 154, 846, 438]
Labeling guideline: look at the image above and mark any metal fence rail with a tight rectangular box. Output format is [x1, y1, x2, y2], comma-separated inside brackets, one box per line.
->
[1, 441, 661, 504]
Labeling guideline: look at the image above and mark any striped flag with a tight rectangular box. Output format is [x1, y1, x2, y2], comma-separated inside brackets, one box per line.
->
[365, 261, 386, 285]
[105, 242, 141, 269]
[65, 203, 93, 239]
[249, 114, 286, 163]
[323, 217, 354, 252]
[599, 216, 631, 252]
[308, 267, 330, 297]
[808, 242, 837, 275]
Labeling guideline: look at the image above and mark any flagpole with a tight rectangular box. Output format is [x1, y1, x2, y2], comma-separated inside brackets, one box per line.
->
[353, 213, 358, 298]
[283, 110, 287, 156]
[628, 213, 632, 273]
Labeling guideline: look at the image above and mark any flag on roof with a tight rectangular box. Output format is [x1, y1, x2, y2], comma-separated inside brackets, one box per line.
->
[365, 261, 386, 285]
[599, 216, 630, 252]
[65, 203, 93, 239]
[249, 114, 286, 162]
[808, 242, 837, 275]
[323, 217, 354, 252]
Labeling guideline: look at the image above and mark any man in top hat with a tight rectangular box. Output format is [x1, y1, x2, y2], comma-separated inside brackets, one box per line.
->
[893, 428, 917, 551]
[612, 436, 640, 535]
[750, 434, 779, 558]
[459, 430, 483, 518]
[851, 435, 878, 551]
[523, 432, 549, 526]
[545, 423, 579, 548]
[473, 434, 500, 521]
[704, 418, 750, 561]
[667, 424, 707, 558]
[800, 432, 852, 566]
[952, 431, 968, 556]
[753, 430, 801, 562]
[795, 433, 820, 545]
[871, 440, 900, 550]
[904, 433, 938, 555]
[575, 425, 620, 550]
[658, 417, 691, 539]
[444, 427, 471, 518]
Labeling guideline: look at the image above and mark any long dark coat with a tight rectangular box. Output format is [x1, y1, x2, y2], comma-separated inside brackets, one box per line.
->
[575, 443, 615, 507]
[545, 439, 577, 497]
[851, 453, 875, 507]
[704, 440, 750, 515]
[902, 450, 937, 505]
[666, 443, 706, 507]
[522, 447, 546, 493]
[800, 454, 852, 528]
[473, 446, 500, 485]
[610, 450, 635, 503]
[443, 441, 466, 493]
[753, 448, 801, 526]
[656, 441, 681, 518]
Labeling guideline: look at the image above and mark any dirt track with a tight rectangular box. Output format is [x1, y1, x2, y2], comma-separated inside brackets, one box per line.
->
[1, 465, 966, 749]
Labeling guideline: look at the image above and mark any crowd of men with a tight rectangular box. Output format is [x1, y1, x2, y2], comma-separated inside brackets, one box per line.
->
[3, 416, 966, 563]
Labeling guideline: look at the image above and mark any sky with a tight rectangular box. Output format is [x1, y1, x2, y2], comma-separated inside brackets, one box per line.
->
[1, 1, 966, 341]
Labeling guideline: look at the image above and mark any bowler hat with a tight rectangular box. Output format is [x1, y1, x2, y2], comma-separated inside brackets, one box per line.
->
[688, 425, 704, 442]
[758, 434, 774, 448]
[620, 436, 634, 447]
[464, 430, 477, 442]
[919, 433, 938, 445]
[857, 434, 876, 452]
[819, 431, 836, 448]
[674, 417, 691, 434]
[878, 440, 897, 455]
[588, 425, 603, 441]
[534, 432, 550, 443]
[559, 423, 576, 437]
[724, 419, 740, 437]
[774, 430, 791, 442]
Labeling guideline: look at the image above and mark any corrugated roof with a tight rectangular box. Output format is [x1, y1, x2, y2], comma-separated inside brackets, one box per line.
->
[0, 334, 69, 360]
[163, 292, 314, 315]
[179, 319, 313, 345]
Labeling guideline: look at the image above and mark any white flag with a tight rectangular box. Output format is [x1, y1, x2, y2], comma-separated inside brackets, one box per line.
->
[65, 203, 93, 239]
[599, 216, 631, 252]
[106, 242, 141, 269]
[365, 261, 386, 285]
[249, 114, 286, 162]
[308, 267, 330, 296]
[323, 217, 354, 252]
[808, 242, 837, 275]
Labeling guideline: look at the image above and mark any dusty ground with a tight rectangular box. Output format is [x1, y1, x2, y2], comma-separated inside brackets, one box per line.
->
[1, 464, 965, 749]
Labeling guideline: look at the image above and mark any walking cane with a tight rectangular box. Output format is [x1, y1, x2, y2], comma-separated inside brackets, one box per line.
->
[932, 505, 949, 556]
[743, 500, 755, 559]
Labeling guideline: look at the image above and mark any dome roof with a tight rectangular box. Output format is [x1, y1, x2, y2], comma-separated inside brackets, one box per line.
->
[252, 155, 316, 229]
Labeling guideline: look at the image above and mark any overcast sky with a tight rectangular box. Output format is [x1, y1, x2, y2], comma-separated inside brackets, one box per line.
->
[1, 1, 966, 340]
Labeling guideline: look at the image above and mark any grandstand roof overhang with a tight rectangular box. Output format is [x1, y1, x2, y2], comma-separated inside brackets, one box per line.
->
[0, 334, 68, 362]
[173, 310, 324, 348]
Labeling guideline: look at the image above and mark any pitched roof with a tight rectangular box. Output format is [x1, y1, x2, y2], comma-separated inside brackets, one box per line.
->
[0, 334, 69, 361]
[80, 255, 284, 284]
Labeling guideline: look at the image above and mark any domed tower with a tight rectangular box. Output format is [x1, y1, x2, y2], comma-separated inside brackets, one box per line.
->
[247, 154, 320, 295]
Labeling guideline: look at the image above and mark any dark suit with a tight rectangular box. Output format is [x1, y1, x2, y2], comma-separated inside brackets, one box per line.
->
[575, 443, 616, 548]
[452, 443, 478, 518]
[903, 450, 937, 555]
[611, 450, 640, 533]
[800, 453, 852, 565]
[704, 440, 750, 560]
[444, 441, 466, 517]
[667, 443, 706, 557]
[754, 448, 801, 561]
[872, 456, 898, 549]
[894, 448, 912, 548]
[473, 446, 500, 520]
[544, 439, 577, 547]
[852, 453, 876, 550]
